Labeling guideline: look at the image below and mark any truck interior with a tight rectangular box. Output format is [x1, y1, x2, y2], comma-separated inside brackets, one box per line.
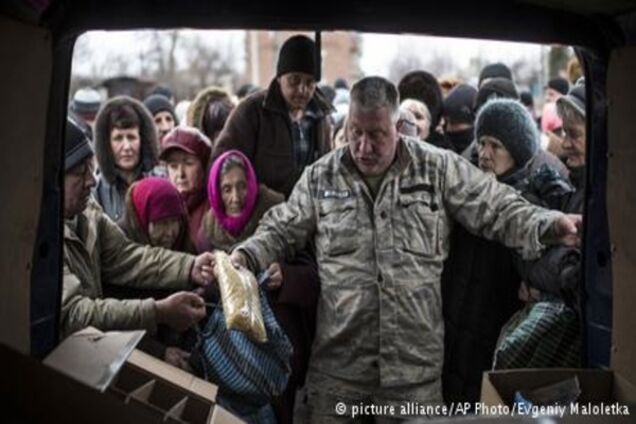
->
[0, 0, 635, 422]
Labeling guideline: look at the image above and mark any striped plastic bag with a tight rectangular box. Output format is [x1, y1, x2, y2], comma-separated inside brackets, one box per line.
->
[190, 287, 293, 408]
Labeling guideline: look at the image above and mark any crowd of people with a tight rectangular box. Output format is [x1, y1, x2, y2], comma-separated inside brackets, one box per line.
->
[63, 34, 586, 423]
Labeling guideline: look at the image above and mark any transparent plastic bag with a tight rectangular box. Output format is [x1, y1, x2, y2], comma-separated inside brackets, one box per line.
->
[214, 250, 267, 343]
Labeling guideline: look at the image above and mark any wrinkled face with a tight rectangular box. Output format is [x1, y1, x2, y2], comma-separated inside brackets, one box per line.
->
[348, 104, 399, 177]
[64, 157, 97, 219]
[165, 150, 205, 196]
[154, 111, 175, 141]
[148, 217, 181, 249]
[220, 166, 248, 216]
[278, 72, 316, 111]
[477, 136, 516, 176]
[561, 120, 586, 168]
[110, 127, 141, 172]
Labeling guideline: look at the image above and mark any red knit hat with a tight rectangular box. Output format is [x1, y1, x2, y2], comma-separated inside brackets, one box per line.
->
[131, 177, 187, 232]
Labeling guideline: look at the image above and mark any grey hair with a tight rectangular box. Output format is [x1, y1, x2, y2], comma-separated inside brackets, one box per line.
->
[220, 154, 245, 177]
[350, 77, 400, 122]
[557, 100, 585, 128]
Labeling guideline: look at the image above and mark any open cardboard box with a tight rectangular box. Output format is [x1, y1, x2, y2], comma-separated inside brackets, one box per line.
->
[481, 368, 636, 416]
[43, 327, 243, 424]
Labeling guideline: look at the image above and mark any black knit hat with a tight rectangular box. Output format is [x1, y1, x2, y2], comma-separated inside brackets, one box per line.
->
[478, 63, 513, 86]
[143, 94, 177, 123]
[276, 35, 316, 78]
[475, 77, 519, 112]
[557, 83, 586, 118]
[475, 98, 539, 167]
[65, 116, 94, 171]
[398, 70, 443, 128]
[149, 84, 174, 100]
[443, 83, 477, 125]
[547, 77, 570, 96]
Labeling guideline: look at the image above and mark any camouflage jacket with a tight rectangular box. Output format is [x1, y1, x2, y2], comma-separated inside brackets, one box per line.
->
[237, 137, 563, 389]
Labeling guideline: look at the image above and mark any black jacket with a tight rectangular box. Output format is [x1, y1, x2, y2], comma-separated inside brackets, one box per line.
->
[442, 161, 572, 406]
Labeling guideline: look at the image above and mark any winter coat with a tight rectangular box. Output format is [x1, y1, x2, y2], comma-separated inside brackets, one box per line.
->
[93, 96, 161, 222]
[212, 79, 333, 198]
[61, 199, 194, 339]
[236, 137, 564, 394]
[515, 165, 584, 304]
[442, 156, 571, 405]
[494, 166, 582, 370]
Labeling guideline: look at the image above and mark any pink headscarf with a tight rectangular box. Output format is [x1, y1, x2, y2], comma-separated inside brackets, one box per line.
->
[131, 177, 188, 234]
[208, 150, 259, 236]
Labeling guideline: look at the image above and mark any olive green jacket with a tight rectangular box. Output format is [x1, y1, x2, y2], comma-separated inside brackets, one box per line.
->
[61, 200, 195, 338]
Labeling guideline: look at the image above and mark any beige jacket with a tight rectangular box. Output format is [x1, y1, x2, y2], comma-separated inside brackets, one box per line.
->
[61, 200, 194, 338]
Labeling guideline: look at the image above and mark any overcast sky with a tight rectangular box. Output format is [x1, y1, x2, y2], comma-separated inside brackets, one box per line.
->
[73, 29, 546, 81]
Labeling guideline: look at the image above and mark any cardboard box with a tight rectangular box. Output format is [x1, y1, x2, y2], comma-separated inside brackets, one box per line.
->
[480, 367, 636, 423]
[43, 327, 242, 424]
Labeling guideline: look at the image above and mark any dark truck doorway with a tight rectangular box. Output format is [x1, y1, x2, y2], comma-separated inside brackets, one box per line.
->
[28, 3, 613, 382]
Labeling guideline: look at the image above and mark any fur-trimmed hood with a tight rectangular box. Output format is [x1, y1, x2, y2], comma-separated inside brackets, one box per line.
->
[186, 86, 234, 131]
[94, 96, 159, 185]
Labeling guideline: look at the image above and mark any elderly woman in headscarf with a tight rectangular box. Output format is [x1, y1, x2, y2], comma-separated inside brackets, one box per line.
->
[197, 150, 320, 424]
[120, 176, 194, 253]
[112, 176, 196, 370]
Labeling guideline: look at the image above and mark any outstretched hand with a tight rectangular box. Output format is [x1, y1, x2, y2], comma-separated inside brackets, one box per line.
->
[545, 213, 582, 247]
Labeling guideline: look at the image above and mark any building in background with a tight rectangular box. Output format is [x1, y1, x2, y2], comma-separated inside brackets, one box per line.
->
[244, 30, 362, 88]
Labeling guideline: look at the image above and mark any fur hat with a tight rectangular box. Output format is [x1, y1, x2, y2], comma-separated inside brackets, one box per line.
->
[475, 98, 539, 167]
[276, 35, 316, 78]
[398, 70, 443, 128]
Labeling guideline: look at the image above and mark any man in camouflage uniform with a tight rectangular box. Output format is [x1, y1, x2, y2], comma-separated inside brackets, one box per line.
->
[230, 77, 581, 423]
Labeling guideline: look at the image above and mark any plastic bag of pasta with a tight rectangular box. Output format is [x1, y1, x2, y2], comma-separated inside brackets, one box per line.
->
[214, 250, 267, 343]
